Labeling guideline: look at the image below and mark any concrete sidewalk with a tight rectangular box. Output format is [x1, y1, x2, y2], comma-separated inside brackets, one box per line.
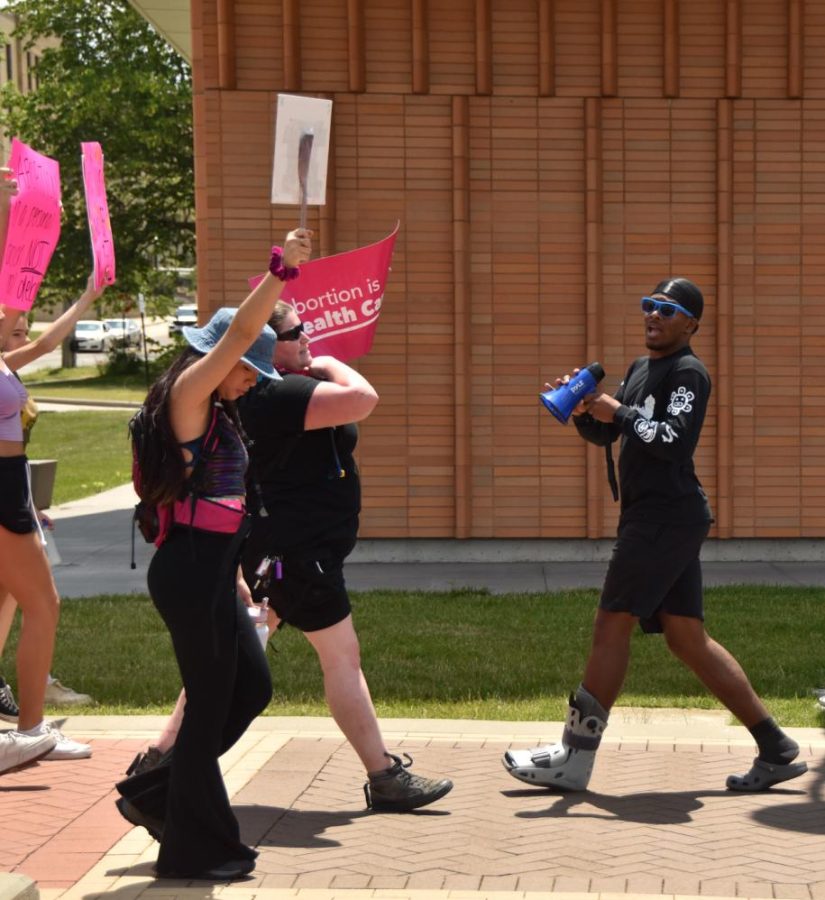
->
[45, 483, 825, 598]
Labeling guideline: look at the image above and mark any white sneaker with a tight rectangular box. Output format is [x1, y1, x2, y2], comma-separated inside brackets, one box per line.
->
[44, 678, 93, 707]
[0, 730, 57, 774]
[39, 724, 92, 760]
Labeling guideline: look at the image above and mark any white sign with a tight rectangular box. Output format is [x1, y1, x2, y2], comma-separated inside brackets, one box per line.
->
[270, 93, 332, 206]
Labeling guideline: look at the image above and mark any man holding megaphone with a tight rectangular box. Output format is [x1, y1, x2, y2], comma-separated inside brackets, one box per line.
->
[504, 277, 807, 794]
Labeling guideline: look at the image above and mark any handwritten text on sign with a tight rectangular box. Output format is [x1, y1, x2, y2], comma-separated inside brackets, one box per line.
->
[81, 142, 116, 289]
[248, 224, 398, 363]
[0, 139, 62, 311]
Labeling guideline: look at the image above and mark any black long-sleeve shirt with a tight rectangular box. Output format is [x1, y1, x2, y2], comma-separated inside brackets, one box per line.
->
[573, 346, 712, 525]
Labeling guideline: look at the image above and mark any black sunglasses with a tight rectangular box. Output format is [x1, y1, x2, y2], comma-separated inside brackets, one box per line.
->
[276, 322, 305, 342]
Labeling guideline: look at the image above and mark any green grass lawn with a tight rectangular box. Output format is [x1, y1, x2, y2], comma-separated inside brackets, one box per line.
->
[22, 366, 148, 403]
[27, 410, 133, 504]
[4, 586, 822, 726]
[11, 379, 825, 727]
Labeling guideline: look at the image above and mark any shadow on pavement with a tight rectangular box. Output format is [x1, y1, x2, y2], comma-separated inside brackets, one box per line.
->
[0, 783, 51, 793]
[751, 759, 825, 835]
[237, 802, 449, 851]
[507, 787, 806, 825]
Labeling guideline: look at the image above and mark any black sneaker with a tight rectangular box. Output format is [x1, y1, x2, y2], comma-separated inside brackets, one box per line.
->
[0, 676, 19, 724]
[125, 745, 170, 777]
[364, 753, 453, 812]
[115, 797, 164, 842]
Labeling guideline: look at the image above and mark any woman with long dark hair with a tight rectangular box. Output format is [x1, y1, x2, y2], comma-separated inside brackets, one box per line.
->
[115, 228, 311, 881]
[123, 299, 454, 813]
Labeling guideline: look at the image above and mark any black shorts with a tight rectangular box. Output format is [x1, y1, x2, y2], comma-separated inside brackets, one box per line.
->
[0, 456, 36, 535]
[243, 552, 351, 633]
[600, 519, 711, 633]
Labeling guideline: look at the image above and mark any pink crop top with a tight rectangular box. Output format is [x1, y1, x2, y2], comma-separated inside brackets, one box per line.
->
[0, 366, 27, 442]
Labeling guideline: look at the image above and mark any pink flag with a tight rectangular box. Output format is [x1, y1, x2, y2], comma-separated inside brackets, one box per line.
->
[0, 139, 61, 311]
[249, 224, 398, 362]
[81, 142, 116, 289]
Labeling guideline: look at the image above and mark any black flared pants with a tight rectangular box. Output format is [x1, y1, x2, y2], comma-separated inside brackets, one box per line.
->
[121, 526, 272, 877]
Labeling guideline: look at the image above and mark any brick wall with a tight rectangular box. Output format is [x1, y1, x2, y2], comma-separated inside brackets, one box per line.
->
[191, 0, 825, 540]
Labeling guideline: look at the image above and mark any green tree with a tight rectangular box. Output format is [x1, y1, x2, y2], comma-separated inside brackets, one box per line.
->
[0, 0, 193, 316]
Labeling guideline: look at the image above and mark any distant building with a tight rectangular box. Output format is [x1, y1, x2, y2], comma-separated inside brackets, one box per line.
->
[0, 10, 57, 162]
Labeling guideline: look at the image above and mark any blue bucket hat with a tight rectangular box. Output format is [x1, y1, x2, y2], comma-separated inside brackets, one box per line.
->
[182, 307, 281, 380]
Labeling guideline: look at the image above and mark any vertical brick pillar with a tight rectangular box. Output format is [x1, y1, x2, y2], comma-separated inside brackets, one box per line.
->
[663, 0, 679, 98]
[725, 0, 741, 98]
[787, 0, 803, 99]
[411, 0, 429, 94]
[716, 98, 733, 538]
[538, 0, 555, 97]
[475, 0, 492, 95]
[585, 96, 604, 537]
[347, 0, 365, 93]
[216, 0, 235, 90]
[452, 95, 472, 537]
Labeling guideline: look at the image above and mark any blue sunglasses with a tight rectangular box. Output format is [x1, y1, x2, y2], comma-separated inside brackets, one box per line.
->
[641, 296, 695, 319]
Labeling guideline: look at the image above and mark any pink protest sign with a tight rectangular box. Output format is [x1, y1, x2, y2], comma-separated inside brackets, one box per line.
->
[0, 139, 61, 311]
[81, 142, 116, 289]
[249, 224, 398, 362]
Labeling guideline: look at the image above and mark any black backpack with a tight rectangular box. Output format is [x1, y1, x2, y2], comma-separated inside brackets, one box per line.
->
[128, 403, 220, 566]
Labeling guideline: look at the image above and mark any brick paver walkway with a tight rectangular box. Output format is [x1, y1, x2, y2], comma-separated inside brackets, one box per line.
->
[0, 736, 142, 890]
[2, 716, 823, 900]
[236, 738, 824, 897]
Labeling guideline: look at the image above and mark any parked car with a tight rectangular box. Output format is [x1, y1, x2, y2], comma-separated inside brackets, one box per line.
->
[73, 320, 112, 352]
[169, 303, 198, 335]
[104, 318, 142, 348]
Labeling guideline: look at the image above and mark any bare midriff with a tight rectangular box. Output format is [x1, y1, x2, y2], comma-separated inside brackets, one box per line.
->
[0, 439, 24, 457]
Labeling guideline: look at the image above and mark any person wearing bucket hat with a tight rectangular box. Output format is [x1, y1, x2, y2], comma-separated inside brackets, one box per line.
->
[504, 277, 806, 796]
[114, 227, 312, 881]
[123, 299, 454, 813]
[181, 307, 280, 386]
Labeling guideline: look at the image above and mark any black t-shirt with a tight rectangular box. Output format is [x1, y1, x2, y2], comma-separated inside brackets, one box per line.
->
[574, 346, 712, 525]
[238, 374, 361, 559]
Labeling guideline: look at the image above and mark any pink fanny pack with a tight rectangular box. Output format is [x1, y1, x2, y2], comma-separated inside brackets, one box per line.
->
[155, 496, 246, 547]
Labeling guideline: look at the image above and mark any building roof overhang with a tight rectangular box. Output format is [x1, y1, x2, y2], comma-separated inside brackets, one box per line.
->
[126, 0, 190, 63]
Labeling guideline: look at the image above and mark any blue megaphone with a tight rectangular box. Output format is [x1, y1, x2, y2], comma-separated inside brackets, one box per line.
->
[539, 362, 605, 424]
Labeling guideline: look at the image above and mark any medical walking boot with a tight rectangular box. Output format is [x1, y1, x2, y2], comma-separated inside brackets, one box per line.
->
[502, 686, 608, 790]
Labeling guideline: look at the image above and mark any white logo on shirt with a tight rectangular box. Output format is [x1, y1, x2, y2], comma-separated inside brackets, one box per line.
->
[667, 386, 694, 416]
[660, 424, 678, 443]
[632, 395, 656, 420]
[634, 418, 657, 443]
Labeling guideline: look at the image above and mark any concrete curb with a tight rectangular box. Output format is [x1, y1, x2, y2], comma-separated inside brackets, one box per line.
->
[0, 874, 37, 900]
[31, 396, 140, 409]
